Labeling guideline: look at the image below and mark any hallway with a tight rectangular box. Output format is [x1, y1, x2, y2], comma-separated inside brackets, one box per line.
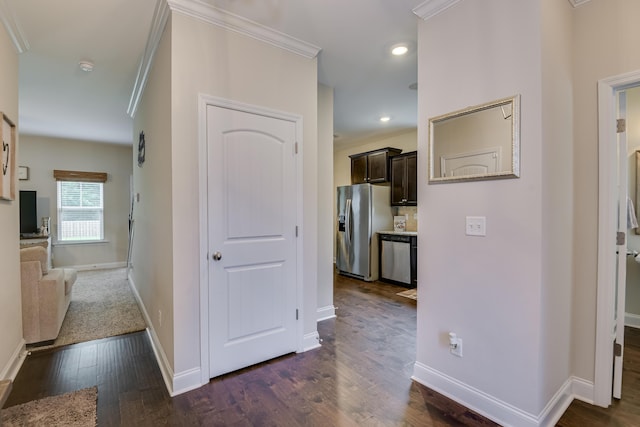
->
[4, 274, 496, 426]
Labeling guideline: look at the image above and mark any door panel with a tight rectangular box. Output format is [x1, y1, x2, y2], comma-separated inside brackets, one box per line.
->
[207, 104, 297, 378]
[613, 90, 628, 399]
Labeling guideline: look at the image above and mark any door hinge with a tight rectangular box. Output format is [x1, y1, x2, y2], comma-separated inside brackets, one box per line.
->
[295, 142, 299, 154]
[295, 226, 298, 237]
[614, 341, 622, 357]
[617, 231, 626, 245]
[296, 309, 299, 320]
[617, 119, 626, 133]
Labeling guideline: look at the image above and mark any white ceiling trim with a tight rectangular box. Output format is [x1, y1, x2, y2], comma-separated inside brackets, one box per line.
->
[0, 0, 29, 53]
[412, 0, 462, 21]
[568, 0, 591, 7]
[167, 0, 321, 59]
[127, 0, 170, 117]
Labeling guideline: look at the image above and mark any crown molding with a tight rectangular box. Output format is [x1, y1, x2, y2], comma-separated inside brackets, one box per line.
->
[412, 0, 462, 21]
[568, 0, 591, 7]
[167, 0, 321, 59]
[127, 0, 170, 117]
[0, 0, 29, 53]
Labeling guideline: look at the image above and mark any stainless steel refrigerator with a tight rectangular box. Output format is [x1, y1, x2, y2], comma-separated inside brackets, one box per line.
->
[336, 184, 393, 281]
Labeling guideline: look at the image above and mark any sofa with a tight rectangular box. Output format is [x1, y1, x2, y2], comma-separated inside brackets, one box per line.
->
[20, 246, 77, 345]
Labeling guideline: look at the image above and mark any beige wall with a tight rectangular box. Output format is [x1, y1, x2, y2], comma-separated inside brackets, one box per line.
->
[572, 0, 640, 382]
[18, 135, 132, 269]
[0, 22, 22, 380]
[416, 0, 552, 417]
[133, 9, 319, 389]
[132, 16, 175, 370]
[317, 84, 334, 319]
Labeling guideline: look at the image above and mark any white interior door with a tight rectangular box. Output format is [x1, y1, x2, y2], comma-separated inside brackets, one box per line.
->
[207, 104, 298, 378]
[441, 148, 500, 177]
[613, 90, 628, 399]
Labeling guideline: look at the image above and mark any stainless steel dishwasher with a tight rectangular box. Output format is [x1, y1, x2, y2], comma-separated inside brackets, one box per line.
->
[379, 233, 412, 286]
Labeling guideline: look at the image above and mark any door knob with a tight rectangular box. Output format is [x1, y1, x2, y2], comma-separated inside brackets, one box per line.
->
[212, 251, 222, 261]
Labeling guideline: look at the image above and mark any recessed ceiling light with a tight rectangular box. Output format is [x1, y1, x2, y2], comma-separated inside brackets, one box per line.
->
[391, 44, 408, 56]
[380, 116, 391, 122]
[79, 60, 94, 72]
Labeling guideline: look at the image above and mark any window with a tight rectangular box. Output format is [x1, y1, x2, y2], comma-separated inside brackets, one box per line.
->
[57, 180, 104, 241]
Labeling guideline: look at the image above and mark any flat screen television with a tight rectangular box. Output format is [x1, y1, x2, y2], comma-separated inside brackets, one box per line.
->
[19, 190, 38, 235]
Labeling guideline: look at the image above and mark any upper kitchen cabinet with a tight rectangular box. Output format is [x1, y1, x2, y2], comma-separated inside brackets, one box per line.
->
[350, 147, 402, 184]
[391, 151, 417, 206]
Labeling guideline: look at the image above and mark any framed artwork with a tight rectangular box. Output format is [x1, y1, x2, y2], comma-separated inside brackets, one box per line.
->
[0, 112, 16, 201]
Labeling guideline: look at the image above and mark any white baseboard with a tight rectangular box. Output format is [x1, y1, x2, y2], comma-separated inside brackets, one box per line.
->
[412, 362, 595, 426]
[625, 312, 640, 329]
[0, 338, 26, 381]
[301, 331, 322, 352]
[317, 305, 336, 322]
[571, 376, 594, 404]
[128, 273, 203, 396]
[66, 261, 127, 271]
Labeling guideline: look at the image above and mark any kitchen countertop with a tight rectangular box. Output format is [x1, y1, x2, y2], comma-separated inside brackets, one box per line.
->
[378, 230, 418, 236]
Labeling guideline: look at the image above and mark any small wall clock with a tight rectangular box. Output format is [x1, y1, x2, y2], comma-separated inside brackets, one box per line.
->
[138, 131, 145, 167]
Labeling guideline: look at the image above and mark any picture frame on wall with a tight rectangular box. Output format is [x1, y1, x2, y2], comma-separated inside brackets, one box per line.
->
[0, 112, 16, 201]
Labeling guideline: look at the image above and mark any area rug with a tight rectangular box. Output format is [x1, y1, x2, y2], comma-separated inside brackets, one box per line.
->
[31, 268, 146, 351]
[396, 288, 417, 300]
[1, 387, 97, 426]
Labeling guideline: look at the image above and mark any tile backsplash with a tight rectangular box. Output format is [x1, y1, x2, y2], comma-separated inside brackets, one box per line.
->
[393, 206, 417, 232]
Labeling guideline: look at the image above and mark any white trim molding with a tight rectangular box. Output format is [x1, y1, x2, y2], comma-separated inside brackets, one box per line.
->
[127, 0, 170, 117]
[0, 339, 26, 381]
[0, 0, 29, 53]
[128, 273, 202, 396]
[167, 0, 321, 59]
[302, 331, 321, 352]
[317, 305, 336, 322]
[412, 0, 462, 21]
[65, 261, 127, 271]
[412, 363, 591, 427]
[568, 0, 592, 7]
[626, 313, 640, 329]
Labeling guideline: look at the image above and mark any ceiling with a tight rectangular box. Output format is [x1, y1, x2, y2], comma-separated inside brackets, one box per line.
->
[4, 0, 423, 148]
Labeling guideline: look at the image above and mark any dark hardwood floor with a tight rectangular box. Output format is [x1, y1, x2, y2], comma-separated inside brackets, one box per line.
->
[6, 273, 640, 426]
[557, 326, 640, 426]
[4, 273, 499, 426]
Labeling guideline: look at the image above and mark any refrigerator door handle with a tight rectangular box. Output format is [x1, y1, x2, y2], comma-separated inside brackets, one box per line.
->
[345, 198, 352, 243]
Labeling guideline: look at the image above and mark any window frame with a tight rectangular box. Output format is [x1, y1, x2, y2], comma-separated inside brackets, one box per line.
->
[56, 180, 105, 243]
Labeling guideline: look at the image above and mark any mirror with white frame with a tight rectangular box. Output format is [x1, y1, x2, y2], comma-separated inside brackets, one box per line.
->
[428, 95, 520, 183]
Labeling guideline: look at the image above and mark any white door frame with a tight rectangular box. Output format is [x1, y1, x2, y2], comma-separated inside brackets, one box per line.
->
[595, 69, 640, 407]
[197, 94, 305, 386]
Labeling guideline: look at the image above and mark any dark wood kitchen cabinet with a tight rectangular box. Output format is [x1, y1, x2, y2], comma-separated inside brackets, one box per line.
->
[350, 147, 402, 184]
[390, 151, 417, 206]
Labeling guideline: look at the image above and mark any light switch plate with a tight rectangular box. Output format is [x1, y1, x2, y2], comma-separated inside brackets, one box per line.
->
[466, 216, 486, 236]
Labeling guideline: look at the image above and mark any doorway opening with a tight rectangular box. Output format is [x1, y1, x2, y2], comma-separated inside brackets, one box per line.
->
[595, 70, 640, 407]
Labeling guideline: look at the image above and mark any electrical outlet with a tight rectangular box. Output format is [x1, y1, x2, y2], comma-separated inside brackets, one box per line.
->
[465, 216, 486, 236]
[451, 337, 463, 357]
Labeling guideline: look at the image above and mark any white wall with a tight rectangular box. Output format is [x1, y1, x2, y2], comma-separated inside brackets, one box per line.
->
[133, 8, 319, 392]
[0, 21, 23, 380]
[317, 84, 334, 321]
[571, 0, 640, 382]
[414, 0, 561, 421]
[18, 135, 132, 269]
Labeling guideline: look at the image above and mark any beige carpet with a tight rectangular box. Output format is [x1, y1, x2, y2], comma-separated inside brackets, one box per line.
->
[396, 288, 417, 300]
[1, 387, 97, 426]
[31, 268, 146, 351]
